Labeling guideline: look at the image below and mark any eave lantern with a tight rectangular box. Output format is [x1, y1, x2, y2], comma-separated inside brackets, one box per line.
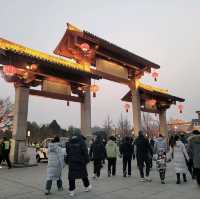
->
[80, 43, 90, 53]
[124, 103, 130, 113]
[90, 84, 100, 97]
[3, 65, 17, 76]
[147, 99, 157, 107]
[178, 104, 184, 114]
[152, 70, 159, 82]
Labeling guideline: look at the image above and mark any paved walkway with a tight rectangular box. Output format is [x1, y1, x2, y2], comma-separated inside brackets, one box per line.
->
[0, 160, 199, 199]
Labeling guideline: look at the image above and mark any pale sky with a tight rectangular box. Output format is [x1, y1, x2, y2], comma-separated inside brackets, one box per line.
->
[0, 0, 200, 129]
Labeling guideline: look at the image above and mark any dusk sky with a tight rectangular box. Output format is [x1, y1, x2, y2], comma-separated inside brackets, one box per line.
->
[0, 0, 200, 129]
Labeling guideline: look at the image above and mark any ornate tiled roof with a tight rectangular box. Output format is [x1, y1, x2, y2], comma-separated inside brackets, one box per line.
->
[0, 38, 90, 73]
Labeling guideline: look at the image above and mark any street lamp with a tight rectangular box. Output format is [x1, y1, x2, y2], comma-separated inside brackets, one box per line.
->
[27, 130, 31, 146]
[174, 126, 177, 133]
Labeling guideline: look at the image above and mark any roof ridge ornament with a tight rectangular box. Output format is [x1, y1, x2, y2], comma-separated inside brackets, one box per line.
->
[67, 23, 82, 32]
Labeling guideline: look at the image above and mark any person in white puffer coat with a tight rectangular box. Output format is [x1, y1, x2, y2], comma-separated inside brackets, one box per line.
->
[170, 135, 189, 184]
[45, 136, 65, 195]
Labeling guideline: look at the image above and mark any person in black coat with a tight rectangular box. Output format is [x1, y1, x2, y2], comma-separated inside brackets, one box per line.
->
[66, 135, 91, 196]
[149, 138, 155, 168]
[89, 136, 106, 179]
[120, 136, 135, 177]
[135, 131, 153, 182]
[0, 137, 12, 169]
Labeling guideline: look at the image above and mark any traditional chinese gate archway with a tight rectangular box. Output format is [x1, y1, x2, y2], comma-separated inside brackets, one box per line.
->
[121, 81, 185, 137]
[0, 23, 182, 164]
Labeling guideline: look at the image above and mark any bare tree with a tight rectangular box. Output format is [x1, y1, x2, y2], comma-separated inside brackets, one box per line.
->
[118, 113, 132, 137]
[0, 97, 14, 132]
[103, 115, 113, 138]
[142, 112, 159, 137]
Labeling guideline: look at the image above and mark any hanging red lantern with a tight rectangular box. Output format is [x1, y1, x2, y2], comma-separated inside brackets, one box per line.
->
[147, 99, 157, 107]
[80, 43, 90, 52]
[3, 65, 17, 76]
[90, 84, 100, 97]
[178, 104, 184, 113]
[152, 70, 159, 81]
[124, 103, 130, 113]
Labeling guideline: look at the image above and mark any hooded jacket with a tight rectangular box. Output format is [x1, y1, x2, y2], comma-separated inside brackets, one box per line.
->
[106, 140, 118, 158]
[89, 137, 106, 161]
[120, 137, 134, 159]
[154, 137, 168, 154]
[171, 140, 189, 173]
[135, 134, 153, 161]
[188, 134, 200, 169]
[66, 135, 89, 179]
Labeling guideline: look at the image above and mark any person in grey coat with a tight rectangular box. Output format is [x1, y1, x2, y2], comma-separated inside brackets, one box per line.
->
[45, 136, 65, 195]
[188, 130, 200, 186]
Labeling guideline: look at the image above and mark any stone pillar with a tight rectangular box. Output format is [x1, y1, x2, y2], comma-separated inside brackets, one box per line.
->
[12, 85, 29, 164]
[130, 82, 141, 137]
[159, 110, 168, 138]
[81, 91, 91, 137]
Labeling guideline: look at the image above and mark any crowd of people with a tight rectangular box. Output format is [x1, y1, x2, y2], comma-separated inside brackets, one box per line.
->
[1, 130, 200, 197]
[43, 129, 200, 196]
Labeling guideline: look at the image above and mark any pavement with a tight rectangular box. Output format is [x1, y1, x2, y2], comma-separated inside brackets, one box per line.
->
[0, 160, 199, 199]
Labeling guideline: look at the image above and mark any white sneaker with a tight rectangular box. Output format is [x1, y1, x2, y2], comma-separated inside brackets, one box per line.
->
[145, 176, 152, 182]
[84, 184, 92, 192]
[140, 178, 145, 182]
[69, 190, 75, 197]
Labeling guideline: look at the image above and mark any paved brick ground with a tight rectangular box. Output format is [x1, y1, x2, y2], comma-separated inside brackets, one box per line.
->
[0, 160, 199, 199]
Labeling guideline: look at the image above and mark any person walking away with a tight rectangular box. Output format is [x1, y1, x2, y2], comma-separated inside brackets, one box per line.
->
[66, 134, 91, 197]
[89, 136, 106, 179]
[120, 136, 134, 177]
[187, 129, 200, 179]
[170, 135, 189, 184]
[188, 130, 200, 186]
[0, 136, 12, 169]
[45, 136, 65, 195]
[154, 134, 168, 184]
[106, 136, 118, 177]
[135, 131, 153, 182]
[102, 138, 107, 164]
[149, 138, 155, 168]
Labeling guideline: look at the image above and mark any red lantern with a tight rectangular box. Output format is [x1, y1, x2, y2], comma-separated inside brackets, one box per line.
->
[152, 70, 159, 81]
[80, 43, 90, 52]
[90, 84, 100, 97]
[178, 104, 184, 113]
[3, 65, 17, 76]
[124, 103, 130, 113]
[147, 99, 157, 107]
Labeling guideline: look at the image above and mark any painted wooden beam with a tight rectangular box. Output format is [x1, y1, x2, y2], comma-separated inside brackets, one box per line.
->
[29, 89, 83, 103]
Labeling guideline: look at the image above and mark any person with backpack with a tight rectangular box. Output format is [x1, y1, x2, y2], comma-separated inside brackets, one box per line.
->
[0, 136, 12, 169]
[106, 136, 118, 177]
[89, 136, 106, 179]
[120, 136, 134, 177]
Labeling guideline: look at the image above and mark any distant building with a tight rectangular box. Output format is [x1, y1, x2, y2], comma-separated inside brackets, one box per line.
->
[167, 111, 200, 134]
[191, 111, 200, 130]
